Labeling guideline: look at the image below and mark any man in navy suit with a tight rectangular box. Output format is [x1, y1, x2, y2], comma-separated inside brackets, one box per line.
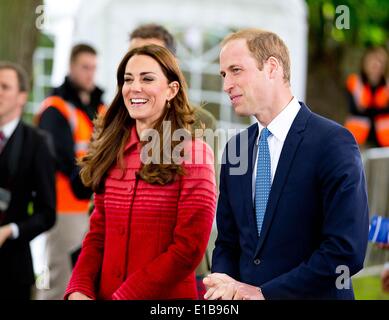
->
[204, 29, 369, 300]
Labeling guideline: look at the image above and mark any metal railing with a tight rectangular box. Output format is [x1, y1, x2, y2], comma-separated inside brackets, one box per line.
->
[360, 147, 389, 274]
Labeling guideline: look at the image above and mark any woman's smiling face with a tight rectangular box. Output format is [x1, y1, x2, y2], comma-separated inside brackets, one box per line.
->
[122, 54, 177, 128]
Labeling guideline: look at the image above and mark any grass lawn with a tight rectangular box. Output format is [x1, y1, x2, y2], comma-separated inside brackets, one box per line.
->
[353, 275, 389, 300]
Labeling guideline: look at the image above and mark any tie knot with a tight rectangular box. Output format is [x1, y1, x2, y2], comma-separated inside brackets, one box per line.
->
[260, 128, 271, 140]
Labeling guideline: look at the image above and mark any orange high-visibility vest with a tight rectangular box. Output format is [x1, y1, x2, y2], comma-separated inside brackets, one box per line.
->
[36, 96, 106, 214]
[375, 114, 389, 147]
[344, 116, 371, 145]
[345, 74, 389, 146]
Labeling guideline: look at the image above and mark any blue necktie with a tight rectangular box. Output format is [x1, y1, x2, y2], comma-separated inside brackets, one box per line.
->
[255, 128, 272, 237]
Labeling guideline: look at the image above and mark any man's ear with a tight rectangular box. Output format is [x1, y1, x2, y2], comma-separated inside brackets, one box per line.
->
[167, 81, 180, 100]
[266, 56, 281, 80]
[17, 91, 28, 108]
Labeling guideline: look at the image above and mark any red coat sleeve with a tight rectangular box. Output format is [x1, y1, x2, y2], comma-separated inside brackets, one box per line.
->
[64, 193, 105, 299]
[112, 140, 216, 299]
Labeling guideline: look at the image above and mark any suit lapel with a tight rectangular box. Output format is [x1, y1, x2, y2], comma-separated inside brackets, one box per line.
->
[243, 123, 259, 239]
[254, 103, 311, 257]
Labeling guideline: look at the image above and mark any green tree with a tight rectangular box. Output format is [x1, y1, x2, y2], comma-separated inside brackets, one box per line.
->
[0, 0, 43, 78]
[305, 0, 389, 123]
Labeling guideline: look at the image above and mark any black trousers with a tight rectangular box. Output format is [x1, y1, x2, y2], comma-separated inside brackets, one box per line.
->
[0, 283, 32, 300]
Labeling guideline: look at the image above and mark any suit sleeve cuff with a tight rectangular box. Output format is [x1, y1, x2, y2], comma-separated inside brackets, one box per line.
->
[10, 223, 19, 239]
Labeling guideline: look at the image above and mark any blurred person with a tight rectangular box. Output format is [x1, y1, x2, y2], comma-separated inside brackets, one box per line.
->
[204, 28, 368, 300]
[35, 44, 105, 300]
[376, 243, 389, 294]
[129, 23, 177, 55]
[129, 23, 217, 132]
[64, 45, 216, 300]
[382, 263, 389, 293]
[0, 62, 56, 299]
[129, 23, 218, 298]
[344, 47, 389, 148]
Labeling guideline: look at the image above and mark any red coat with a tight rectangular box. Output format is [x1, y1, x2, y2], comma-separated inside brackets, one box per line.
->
[65, 126, 216, 300]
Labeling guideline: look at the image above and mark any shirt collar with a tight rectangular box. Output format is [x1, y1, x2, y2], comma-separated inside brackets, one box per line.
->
[0, 117, 20, 139]
[256, 97, 300, 145]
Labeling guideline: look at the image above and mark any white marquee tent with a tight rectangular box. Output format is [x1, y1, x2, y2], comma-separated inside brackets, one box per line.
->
[41, 0, 308, 125]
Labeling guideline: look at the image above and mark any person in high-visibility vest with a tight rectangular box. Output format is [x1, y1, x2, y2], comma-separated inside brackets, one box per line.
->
[35, 44, 105, 300]
[344, 46, 389, 147]
[376, 243, 389, 294]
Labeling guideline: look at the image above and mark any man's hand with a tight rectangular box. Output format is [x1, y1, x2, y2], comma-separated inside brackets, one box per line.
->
[68, 292, 93, 300]
[231, 282, 265, 300]
[203, 273, 264, 300]
[382, 268, 389, 293]
[203, 274, 237, 300]
[0, 225, 13, 248]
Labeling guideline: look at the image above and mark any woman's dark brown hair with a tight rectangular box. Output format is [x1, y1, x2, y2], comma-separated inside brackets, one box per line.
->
[79, 45, 194, 192]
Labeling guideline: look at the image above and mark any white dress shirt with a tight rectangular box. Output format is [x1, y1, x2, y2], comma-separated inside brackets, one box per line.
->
[0, 117, 20, 140]
[0, 117, 21, 239]
[252, 97, 301, 204]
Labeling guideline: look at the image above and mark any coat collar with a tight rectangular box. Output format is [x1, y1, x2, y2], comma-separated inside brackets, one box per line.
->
[124, 125, 140, 153]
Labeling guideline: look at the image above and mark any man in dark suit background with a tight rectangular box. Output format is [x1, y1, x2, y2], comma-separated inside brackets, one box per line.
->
[0, 62, 56, 299]
[204, 29, 369, 300]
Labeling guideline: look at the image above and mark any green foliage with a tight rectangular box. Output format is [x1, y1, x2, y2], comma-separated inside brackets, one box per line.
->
[38, 33, 55, 48]
[353, 275, 389, 300]
[27, 201, 34, 216]
[306, 0, 389, 47]
[0, 0, 43, 77]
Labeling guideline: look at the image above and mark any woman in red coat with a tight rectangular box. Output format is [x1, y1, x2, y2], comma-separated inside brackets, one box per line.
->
[64, 45, 216, 300]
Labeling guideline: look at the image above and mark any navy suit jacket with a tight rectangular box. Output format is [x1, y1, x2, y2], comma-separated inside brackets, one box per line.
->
[212, 103, 369, 299]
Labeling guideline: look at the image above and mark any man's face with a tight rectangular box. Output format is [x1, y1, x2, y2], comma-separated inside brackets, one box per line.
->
[69, 52, 97, 92]
[220, 39, 271, 117]
[129, 37, 166, 51]
[364, 52, 387, 85]
[0, 69, 26, 125]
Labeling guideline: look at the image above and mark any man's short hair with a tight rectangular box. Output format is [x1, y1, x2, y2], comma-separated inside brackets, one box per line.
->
[222, 28, 291, 83]
[70, 44, 97, 63]
[129, 23, 176, 55]
[0, 61, 29, 92]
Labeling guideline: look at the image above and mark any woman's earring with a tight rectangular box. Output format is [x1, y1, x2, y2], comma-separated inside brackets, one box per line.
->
[166, 100, 171, 108]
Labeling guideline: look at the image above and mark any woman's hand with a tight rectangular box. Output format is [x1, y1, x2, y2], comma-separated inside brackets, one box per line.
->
[68, 292, 93, 300]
